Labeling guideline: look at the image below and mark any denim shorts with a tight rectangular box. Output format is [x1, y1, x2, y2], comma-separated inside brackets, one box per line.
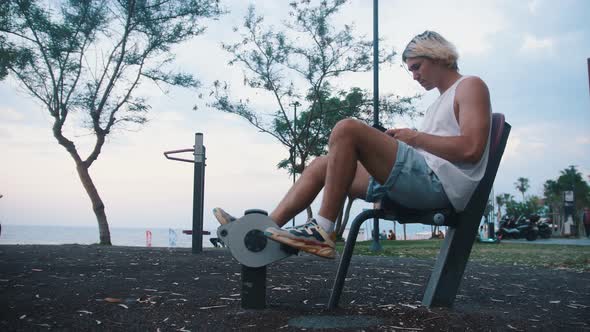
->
[365, 141, 451, 209]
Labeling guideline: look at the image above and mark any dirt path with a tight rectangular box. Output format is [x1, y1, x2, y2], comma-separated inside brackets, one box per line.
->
[0, 245, 588, 331]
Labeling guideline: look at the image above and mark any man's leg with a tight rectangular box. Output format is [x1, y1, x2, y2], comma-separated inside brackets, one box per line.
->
[270, 119, 398, 227]
[270, 157, 374, 227]
[213, 133, 384, 228]
[270, 156, 329, 227]
[318, 119, 399, 222]
[265, 119, 399, 258]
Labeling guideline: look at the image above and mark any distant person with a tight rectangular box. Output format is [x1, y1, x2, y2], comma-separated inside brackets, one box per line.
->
[583, 207, 590, 238]
[213, 31, 492, 259]
[387, 230, 396, 240]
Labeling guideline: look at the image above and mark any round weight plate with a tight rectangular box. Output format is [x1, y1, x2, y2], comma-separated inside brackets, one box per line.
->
[244, 229, 267, 252]
[225, 213, 292, 267]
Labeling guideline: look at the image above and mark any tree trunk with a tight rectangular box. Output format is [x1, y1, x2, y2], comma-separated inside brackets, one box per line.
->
[76, 163, 112, 245]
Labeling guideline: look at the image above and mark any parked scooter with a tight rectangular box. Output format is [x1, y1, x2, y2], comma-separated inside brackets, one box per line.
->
[496, 215, 539, 241]
[496, 215, 519, 240]
[535, 215, 552, 239]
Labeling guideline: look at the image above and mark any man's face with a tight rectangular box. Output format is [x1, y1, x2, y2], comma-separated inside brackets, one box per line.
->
[406, 57, 437, 91]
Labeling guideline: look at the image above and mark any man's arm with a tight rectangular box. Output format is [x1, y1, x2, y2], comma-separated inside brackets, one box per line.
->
[389, 77, 491, 164]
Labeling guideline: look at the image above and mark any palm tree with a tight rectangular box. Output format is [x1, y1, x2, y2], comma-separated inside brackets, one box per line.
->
[514, 177, 530, 201]
[496, 193, 513, 220]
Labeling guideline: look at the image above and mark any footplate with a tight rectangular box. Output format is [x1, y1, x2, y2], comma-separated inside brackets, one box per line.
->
[217, 212, 296, 267]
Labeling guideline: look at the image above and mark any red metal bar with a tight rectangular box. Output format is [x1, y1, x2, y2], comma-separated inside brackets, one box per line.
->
[164, 148, 194, 163]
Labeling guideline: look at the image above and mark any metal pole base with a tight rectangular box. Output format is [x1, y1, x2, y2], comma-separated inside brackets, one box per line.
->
[241, 265, 266, 309]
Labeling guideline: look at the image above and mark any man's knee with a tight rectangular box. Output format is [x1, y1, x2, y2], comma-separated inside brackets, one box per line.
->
[305, 156, 328, 180]
[308, 155, 328, 168]
[329, 118, 365, 145]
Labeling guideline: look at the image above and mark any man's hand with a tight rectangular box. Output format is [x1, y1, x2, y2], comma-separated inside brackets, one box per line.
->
[387, 128, 420, 147]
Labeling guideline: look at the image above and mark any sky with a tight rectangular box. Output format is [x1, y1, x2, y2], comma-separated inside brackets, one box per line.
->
[0, 0, 589, 238]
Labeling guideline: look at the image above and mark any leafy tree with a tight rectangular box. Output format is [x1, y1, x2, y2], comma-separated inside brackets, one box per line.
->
[209, 0, 420, 231]
[557, 165, 590, 211]
[541, 166, 590, 217]
[505, 195, 541, 218]
[514, 177, 530, 201]
[0, 0, 223, 244]
[543, 179, 561, 213]
[275, 87, 420, 173]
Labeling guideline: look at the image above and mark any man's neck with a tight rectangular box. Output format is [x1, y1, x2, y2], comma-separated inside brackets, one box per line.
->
[437, 70, 462, 94]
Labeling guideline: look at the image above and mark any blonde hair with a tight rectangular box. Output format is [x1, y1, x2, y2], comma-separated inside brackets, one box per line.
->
[402, 31, 459, 70]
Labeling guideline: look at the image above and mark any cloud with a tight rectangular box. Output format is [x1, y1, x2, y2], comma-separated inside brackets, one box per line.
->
[494, 120, 590, 197]
[520, 34, 555, 54]
[0, 107, 25, 122]
[503, 122, 587, 161]
[368, 0, 508, 56]
[528, 0, 541, 14]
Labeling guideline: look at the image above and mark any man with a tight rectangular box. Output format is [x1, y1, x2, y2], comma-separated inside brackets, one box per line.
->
[214, 31, 491, 259]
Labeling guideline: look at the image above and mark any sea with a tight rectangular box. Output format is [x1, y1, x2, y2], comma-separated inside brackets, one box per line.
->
[0, 224, 215, 248]
[0, 223, 433, 248]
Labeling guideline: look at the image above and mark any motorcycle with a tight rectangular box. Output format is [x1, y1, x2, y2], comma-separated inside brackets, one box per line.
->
[536, 216, 553, 239]
[496, 215, 539, 241]
[496, 215, 519, 240]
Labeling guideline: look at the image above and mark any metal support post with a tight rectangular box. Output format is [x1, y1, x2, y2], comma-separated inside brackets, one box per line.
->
[192, 133, 206, 254]
[371, 217, 382, 251]
[370, 0, 382, 252]
[241, 265, 267, 309]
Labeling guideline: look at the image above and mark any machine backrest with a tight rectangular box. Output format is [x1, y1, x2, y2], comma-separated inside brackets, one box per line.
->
[489, 113, 506, 159]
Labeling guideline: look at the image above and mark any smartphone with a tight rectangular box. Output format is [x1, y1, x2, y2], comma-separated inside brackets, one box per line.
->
[372, 123, 386, 132]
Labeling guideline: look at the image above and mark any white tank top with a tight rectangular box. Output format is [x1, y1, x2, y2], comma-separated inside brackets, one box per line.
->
[417, 76, 491, 212]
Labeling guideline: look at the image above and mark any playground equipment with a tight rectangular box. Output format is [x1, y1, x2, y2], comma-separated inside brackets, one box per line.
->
[219, 111, 509, 310]
[328, 113, 510, 309]
[210, 0, 510, 311]
[164, 133, 206, 254]
[217, 209, 298, 309]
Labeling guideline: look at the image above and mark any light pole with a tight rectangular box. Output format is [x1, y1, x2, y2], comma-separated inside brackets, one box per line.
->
[370, 0, 382, 252]
[290, 101, 301, 227]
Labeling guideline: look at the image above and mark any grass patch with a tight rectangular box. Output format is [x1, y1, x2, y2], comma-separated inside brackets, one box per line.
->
[336, 240, 590, 272]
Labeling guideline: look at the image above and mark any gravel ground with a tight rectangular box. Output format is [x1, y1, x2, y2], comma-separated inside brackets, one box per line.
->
[0, 244, 588, 331]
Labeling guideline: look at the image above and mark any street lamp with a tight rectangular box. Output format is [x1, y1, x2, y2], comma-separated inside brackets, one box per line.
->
[289, 101, 301, 227]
